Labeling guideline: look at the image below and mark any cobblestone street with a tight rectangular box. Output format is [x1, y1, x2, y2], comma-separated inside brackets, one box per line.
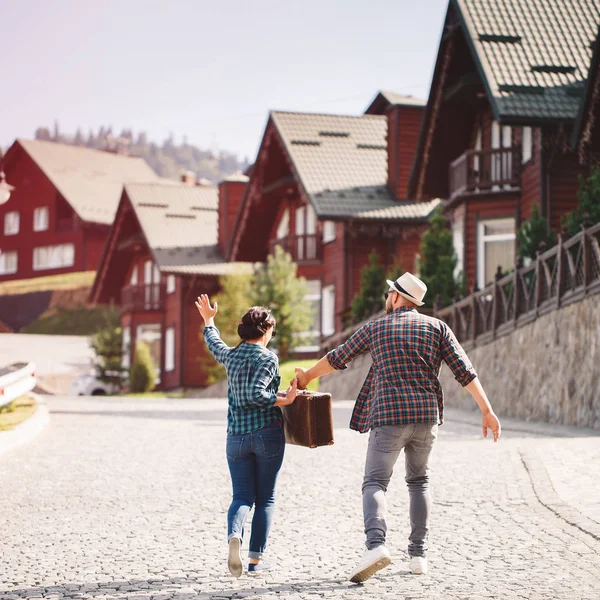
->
[0, 397, 599, 600]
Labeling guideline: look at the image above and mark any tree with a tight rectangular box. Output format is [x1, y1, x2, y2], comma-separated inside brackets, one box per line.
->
[562, 165, 600, 237]
[252, 246, 313, 359]
[517, 205, 557, 261]
[129, 341, 157, 393]
[199, 270, 254, 384]
[351, 251, 405, 322]
[90, 310, 126, 392]
[418, 205, 458, 308]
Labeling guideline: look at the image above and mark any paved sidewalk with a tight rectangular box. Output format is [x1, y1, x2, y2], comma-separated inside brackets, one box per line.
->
[0, 397, 598, 600]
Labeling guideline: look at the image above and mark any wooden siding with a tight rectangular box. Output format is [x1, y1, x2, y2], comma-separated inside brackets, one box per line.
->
[547, 150, 587, 232]
[218, 180, 247, 258]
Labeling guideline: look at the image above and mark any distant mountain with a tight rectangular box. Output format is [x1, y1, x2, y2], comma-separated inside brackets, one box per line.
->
[33, 123, 250, 183]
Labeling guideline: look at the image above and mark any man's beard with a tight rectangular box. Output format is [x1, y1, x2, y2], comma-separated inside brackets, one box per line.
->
[386, 303, 393, 314]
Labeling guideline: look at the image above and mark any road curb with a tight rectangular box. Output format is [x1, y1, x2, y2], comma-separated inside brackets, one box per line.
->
[0, 392, 50, 456]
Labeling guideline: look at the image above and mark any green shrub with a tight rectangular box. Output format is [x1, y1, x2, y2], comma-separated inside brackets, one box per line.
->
[517, 205, 556, 261]
[129, 341, 157, 393]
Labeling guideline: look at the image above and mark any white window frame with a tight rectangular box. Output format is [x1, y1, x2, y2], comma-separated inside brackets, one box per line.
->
[522, 127, 533, 164]
[166, 274, 176, 294]
[452, 215, 464, 280]
[321, 284, 335, 337]
[33, 207, 49, 232]
[276, 207, 289, 240]
[130, 265, 138, 286]
[322, 220, 336, 244]
[4, 211, 19, 236]
[33, 243, 75, 271]
[121, 326, 131, 369]
[165, 326, 175, 372]
[0, 251, 18, 275]
[477, 218, 516, 290]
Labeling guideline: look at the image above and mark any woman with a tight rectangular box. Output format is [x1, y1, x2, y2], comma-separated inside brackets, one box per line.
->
[195, 294, 297, 577]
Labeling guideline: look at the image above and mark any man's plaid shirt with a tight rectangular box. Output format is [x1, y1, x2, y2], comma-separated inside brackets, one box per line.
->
[204, 325, 282, 435]
[326, 307, 477, 433]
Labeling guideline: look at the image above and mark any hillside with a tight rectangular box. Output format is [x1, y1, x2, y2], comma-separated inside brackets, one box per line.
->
[33, 124, 250, 183]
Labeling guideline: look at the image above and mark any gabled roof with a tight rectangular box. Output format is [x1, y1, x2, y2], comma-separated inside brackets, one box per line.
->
[125, 182, 252, 276]
[364, 91, 426, 115]
[455, 0, 600, 122]
[16, 139, 161, 224]
[271, 111, 439, 221]
[573, 27, 600, 156]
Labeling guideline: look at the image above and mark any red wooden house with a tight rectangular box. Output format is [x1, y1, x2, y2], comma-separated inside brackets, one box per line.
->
[227, 98, 440, 347]
[0, 139, 160, 282]
[90, 178, 252, 390]
[408, 0, 600, 293]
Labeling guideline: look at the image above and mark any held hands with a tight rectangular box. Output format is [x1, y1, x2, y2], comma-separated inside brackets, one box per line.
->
[482, 411, 501, 442]
[195, 294, 218, 325]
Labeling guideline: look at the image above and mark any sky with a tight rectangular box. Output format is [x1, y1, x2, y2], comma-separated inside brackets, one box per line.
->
[2, 0, 448, 161]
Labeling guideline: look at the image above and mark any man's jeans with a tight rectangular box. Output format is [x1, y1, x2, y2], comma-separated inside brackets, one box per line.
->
[363, 423, 438, 557]
[226, 422, 285, 559]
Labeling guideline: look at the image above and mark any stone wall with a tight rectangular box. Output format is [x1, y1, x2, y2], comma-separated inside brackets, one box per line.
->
[319, 294, 600, 429]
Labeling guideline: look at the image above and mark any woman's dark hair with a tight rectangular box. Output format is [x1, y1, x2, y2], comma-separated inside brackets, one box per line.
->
[237, 306, 276, 341]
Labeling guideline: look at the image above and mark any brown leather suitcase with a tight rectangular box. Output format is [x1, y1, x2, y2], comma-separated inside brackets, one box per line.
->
[281, 391, 334, 448]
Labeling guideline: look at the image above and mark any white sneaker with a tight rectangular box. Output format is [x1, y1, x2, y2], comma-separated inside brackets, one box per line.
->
[227, 537, 243, 578]
[409, 555, 428, 575]
[349, 546, 392, 583]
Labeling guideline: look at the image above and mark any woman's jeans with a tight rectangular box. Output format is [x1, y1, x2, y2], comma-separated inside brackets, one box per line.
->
[226, 422, 285, 559]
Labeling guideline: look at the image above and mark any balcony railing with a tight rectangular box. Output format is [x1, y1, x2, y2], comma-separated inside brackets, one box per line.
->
[121, 284, 166, 312]
[269, 234, 322, 262]
[449, 146, 522, 200]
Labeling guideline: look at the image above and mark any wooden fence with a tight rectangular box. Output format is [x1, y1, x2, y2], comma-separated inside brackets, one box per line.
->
[435, 221, 600, 347]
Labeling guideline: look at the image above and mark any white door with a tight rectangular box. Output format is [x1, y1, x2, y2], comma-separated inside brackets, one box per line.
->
[491, 122, 500, 189]
[295, 206, 305, 260]
[144, 260, 153, 308]
[502, 126, 512, 189]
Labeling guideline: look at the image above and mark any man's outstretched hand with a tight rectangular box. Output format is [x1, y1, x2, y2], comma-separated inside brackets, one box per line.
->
[294, 367, 310, 390]
[482, 411, 501, 442]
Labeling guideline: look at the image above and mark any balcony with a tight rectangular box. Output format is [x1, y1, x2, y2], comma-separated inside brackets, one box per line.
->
[449, 146, 521, 201]
[121, 284, 166, 312]
[269, 234, 322, 263]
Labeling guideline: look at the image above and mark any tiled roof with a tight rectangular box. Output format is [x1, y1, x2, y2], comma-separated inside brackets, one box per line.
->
[126, 182, 253, 276]
[456, 0, 600, 121]
[18, 139, 161, 224]
[271, 111, 436, 221]
[377, 91, 427, 107]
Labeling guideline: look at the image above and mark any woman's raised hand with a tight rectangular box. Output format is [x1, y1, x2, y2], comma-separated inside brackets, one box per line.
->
[195, 294, 218, 324]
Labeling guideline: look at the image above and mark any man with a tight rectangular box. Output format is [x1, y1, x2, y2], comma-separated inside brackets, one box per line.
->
[295, 272, 501, 583]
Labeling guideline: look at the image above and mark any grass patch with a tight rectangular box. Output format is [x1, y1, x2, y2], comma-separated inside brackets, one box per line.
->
[23, 306, 120, 336]
[279, 359, 319, 391]
[0, 396, 38, 431]
[0, 271, 96, 296]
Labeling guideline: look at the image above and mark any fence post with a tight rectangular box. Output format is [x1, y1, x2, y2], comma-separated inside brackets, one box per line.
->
[534, 243, 544, 315]
[582, 219, 590, 294]
[492, 269, 501, 337]
[471, 292, 477, 342]
[513, 258, 522, 327]
[556, 234, 563, 307]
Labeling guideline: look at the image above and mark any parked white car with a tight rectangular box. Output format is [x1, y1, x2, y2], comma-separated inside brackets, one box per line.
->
[69, 372, 118, 396]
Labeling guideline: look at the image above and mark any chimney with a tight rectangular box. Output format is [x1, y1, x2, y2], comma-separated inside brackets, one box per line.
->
[218, 172, 249, 258]
[181, 170, 197, 185]
[386, 102, 425, 199]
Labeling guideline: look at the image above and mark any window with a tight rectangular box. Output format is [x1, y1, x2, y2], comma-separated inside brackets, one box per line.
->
[4, 211, 19, 236]
[0, 251, 18, 275]
[167, 274, 176, 294]
[276, 207, 289, 240]
[143, 260, 161, 308]
[522, 127, 533, 163]
[121, 326, 131, 369]
[33, 244, 75, 271]
[321, 285, 335, 337]
[295, 279, 321, 353]
[130, 265, 138, 285]
[477, 218, 516, 289]
[165, 327, 175, 372]
[322, 221, 336, 244]
[33, 207, 49, 232]
[452, 214, 464, 279]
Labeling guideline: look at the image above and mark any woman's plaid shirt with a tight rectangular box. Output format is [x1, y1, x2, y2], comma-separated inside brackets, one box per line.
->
[326, 307, 477, 433]
[204, 326, 282, 435]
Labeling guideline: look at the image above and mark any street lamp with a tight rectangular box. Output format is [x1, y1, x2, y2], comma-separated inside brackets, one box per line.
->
[0, 150, 14, 205]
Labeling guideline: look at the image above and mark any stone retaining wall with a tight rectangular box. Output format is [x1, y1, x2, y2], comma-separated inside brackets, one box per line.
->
[319, 294, 600, 429]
